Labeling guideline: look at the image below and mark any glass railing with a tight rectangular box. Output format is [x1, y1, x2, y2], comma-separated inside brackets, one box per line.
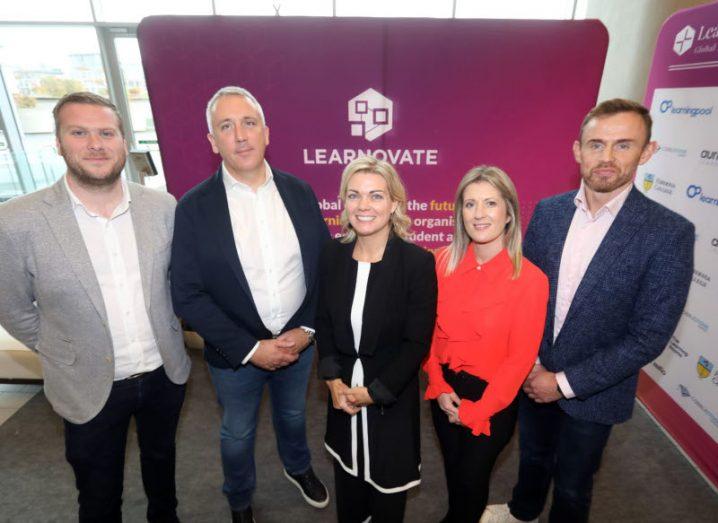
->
[0, 149, 67, 201]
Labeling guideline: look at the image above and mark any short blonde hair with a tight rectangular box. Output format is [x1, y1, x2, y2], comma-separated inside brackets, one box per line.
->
[443, 165, 523, 278]
[338, 156, 411, 243]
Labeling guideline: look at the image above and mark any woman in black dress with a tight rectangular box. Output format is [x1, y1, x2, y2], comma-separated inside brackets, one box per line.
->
[316, 155, 437, 522]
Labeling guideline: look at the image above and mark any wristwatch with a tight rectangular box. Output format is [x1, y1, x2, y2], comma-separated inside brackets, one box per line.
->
[300, 327, 315, 345]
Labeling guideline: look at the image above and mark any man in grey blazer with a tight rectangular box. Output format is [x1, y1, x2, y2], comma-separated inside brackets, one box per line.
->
[482, 99, 694, 523]
[0, 92, 190, 522]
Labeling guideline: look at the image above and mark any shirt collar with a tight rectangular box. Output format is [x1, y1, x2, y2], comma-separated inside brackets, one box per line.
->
[574, 180, 632, 220]
[63, 174, 131, 218]
[456, 246, 513, 279]
[222, 160, 273, 192]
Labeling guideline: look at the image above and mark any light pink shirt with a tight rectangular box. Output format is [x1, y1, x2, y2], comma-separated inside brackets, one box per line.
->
[553, 181, 632, 398]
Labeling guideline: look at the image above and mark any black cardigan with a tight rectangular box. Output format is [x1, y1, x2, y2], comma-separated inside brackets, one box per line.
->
[316, 236, 437, 491]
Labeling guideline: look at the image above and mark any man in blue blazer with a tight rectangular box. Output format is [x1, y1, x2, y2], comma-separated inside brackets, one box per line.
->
[482, 99, 694, 523]
[171, 86, 330, 523]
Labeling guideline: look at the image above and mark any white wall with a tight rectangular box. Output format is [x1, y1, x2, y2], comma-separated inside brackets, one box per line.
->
[584, 0, 713, 102]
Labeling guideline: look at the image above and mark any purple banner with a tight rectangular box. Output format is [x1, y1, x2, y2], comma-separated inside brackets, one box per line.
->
[138, 16, 607, 248]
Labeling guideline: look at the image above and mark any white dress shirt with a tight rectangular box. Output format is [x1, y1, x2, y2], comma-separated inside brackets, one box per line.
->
[65, 176, 162, 380]
[553, 181, 632, 398]
[222, 162, 306, 363]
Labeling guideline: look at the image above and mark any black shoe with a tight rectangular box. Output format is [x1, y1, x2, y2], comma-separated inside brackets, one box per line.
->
[283, 467, 329, 508]
[231, 506, 255, 523]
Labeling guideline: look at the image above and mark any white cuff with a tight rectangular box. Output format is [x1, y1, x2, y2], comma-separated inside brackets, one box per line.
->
[555, 371, 575, 399]
[300, 325, 315, 334]
[242, 341, 260, 365]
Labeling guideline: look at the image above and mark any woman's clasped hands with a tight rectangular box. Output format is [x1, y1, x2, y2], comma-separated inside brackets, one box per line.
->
[437, 392, 463, 425]
[326, 379, 374, 415]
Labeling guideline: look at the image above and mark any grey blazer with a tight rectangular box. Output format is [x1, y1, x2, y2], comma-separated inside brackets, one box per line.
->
[0, 179, 190, 424]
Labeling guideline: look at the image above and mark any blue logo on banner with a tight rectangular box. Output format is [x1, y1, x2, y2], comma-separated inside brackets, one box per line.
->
[686, 185, 718, 206]
[659, 100, 713, 117]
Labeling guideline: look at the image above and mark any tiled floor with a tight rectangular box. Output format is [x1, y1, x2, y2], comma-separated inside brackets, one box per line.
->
[0, 383, 42, 425]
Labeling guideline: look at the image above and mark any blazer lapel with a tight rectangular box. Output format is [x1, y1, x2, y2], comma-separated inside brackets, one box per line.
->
[336, 242, 358, 349]
[545, 193, 577, 340]
[128, 184, 154, 310]
[359, 238, 398, 355]
[41, 180, 108, 325]
[561, 188, 647, 329]
[204, 169, 257, 309]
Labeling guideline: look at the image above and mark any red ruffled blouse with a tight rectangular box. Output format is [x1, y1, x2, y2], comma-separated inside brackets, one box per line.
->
[424, 247, 548, 437]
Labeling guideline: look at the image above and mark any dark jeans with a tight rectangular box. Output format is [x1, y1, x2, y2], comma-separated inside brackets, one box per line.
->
[508, 392, 612, 523]
[208, 346, 315, 511]
[64, 366, 186, 523]
[431, 366, 518, 523]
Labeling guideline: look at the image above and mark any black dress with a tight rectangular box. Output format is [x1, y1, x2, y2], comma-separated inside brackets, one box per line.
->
[316, 236, 437, 492]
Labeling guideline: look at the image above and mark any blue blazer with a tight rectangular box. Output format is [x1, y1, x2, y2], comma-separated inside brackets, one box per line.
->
[523, 187, 694, 425]
[171, 167, 330, 369]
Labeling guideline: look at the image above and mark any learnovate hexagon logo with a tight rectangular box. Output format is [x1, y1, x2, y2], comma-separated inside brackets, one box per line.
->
[348, 88, 393, 142]
[674, 25, 695, 56]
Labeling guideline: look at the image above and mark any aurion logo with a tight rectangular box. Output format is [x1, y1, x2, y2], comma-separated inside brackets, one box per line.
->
[302, 88, 439, 166]
[659, 100, 713, 117]
[674, 25, 695, 55]
[700, 149, 718, 163]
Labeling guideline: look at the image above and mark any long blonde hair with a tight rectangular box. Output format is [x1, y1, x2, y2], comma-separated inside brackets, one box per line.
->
[442, 165, 523, 278]
[338, 156, 411, 243]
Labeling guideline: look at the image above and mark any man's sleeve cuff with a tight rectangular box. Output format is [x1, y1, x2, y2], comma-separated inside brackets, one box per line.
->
[299, 325, 315, 334]
[556, 371, 576, 399]
[241, 341, 260, 365]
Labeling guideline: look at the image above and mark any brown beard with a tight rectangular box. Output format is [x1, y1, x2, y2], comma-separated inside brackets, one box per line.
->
[64, 155, 126, 188]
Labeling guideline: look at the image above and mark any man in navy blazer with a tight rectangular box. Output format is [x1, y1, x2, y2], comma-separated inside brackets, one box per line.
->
[482, 99, 694, 523]
[171, 86, 330, 522]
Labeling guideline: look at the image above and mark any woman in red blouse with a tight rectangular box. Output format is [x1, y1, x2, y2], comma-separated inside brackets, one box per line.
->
[424, 165, 548, 523]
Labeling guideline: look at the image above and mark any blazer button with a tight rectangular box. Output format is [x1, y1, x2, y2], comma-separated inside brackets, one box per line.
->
[105, 356, 112, 363]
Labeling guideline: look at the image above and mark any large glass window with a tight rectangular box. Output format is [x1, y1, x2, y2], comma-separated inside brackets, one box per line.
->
[0, 122, 23, 202]
[455, 0, 576, 19]
[215, 0, 332, 17]
[0, 26, 109, 199]
[92, 0, 213, 23]
[113, 36, 166, 190]
[336, 0, 453, 18]
[0, 1, 93, 22]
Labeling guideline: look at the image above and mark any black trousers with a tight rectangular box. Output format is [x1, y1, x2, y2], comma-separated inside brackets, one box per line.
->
[334, 461, 408, 523]
[333, 408, 408, 523]
[64, 366, 186, 523]
[431, 366, 518, 523]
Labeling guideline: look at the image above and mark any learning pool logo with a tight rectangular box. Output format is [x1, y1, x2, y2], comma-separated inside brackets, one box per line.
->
[686, 184, 718, 207]
[348, 88, 393, 142]
[674, 25, 696, 56]
[659, 100, 713, 117]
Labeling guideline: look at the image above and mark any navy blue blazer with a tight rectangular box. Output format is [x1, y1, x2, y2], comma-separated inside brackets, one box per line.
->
[523, 187, 694, 425]
[171, 167, 330, 369]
